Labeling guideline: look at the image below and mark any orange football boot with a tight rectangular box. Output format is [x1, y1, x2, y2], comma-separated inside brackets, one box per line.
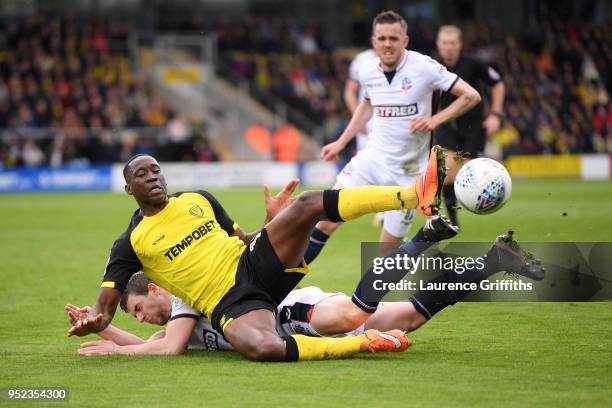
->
[362, 329, 410, 353]
[415, 145, 446, 216]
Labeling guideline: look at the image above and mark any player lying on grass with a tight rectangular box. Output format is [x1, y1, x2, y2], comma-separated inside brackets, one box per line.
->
[68, 276, 409, 356]
[70, 217, 544, 356]
[67, 148, 445, 362]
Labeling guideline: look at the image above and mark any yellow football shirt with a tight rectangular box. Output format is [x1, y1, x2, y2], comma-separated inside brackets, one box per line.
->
[102, 191, 245, 318]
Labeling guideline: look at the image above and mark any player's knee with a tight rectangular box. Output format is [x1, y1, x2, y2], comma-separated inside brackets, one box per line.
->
[334, 310, 368, 333]
[241, 334, 285, 362]
[294, 191, 324, 216]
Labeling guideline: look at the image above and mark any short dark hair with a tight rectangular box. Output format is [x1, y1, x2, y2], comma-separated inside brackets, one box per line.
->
[123, 154, 151, 182]
[372, 10, 408, 35]
[120, 272, 154, 312]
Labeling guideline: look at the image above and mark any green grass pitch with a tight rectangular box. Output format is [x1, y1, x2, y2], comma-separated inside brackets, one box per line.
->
[1, 179, 611, 407]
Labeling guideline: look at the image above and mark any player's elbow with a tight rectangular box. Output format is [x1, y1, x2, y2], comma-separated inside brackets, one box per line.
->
[466, 89, 481, 106]
[165, 345, 187, 355]
[162, 339, 188, 355]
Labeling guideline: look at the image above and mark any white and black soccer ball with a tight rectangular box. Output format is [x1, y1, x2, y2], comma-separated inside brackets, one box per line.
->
[453, 158, 512, 215]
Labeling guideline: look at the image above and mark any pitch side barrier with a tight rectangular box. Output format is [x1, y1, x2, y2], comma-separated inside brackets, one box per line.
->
[0, 166, 112, 193]
[359, 242, 612, 302]
[109, 161, 339, 191]
[1, 155, 609, 193]
[505, 154, 611, 179]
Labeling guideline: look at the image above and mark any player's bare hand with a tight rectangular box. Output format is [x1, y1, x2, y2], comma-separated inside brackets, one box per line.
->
[264, 178, 299, 221]
[65, 304, 91, 326]
[67, 312, 103, 337]
[483, 114, 501, 136]
[410, 117, 438, 133]
[78, 340, 119, 356]
[321, 140, 345, 161]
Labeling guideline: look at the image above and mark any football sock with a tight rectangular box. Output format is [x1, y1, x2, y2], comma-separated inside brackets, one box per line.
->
[284, 334, 363, 361]
[323, 185, 418, 222]
[409, 226, 428, 243]
[352, 238, 434, 313]
[304, 227, 330, 264]
[443, 184, 458, 226]
[409, 257, 498, 319]
[352, 236, 501, 314]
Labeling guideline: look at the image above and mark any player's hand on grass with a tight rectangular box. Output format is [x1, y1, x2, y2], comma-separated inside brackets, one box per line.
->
[264, 178, 299, 222]
[482, 113, 501, 136]
[410, 116, 439, 133]
[78, 340, 119, 356]
[67, 311, 104, 337]
[321, 140, 345, 161]
[65, 304, 91, 326]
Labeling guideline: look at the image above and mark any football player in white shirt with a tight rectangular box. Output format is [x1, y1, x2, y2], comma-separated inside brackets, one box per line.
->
[303, 10, 480, 264]
[69, 272, 413, 356]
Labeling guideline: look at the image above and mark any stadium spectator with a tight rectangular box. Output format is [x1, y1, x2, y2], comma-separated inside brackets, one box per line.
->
[193, 136, 220, 162]
[0, 15, 208, 167]
[272, 124, 301, 162]
[244, 122, 272, 155]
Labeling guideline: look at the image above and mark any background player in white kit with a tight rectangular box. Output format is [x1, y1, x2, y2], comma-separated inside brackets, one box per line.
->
[303, 10, 481, 264]
[345, 48, 377, 151]
[344, 48, 382, 228]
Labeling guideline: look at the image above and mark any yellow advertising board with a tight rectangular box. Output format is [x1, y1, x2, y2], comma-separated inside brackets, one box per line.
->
[504, 155, 581, 178]
[162, 67, 202, 83]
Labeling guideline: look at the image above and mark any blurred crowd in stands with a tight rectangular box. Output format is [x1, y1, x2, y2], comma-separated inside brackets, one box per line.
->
[219, 16, 612, 158]
[1, 13, 610, 168]
[0, 16, 219, 168]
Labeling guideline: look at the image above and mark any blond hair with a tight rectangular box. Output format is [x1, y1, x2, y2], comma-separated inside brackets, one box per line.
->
[437, 25, 462, 41]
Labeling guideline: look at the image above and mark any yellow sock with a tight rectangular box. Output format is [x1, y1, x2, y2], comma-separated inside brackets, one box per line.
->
[290, 334, 365, 361]
[338, 185, 417, 221]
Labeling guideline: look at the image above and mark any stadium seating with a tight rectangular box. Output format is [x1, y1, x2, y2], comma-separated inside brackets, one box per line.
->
[1, 14, 610, 168]
[0, 15, 219, 168]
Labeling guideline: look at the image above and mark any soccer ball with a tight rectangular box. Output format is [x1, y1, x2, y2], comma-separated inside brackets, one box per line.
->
[453, 158, 512, 215]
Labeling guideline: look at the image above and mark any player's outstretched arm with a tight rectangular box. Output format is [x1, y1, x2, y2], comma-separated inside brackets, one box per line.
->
[321, 99, 373, 161]
[65, 303, 145, 345]
[79, 317, 196, 356]
[97, 325, 147, 346]
[67, 287, 120, 337]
